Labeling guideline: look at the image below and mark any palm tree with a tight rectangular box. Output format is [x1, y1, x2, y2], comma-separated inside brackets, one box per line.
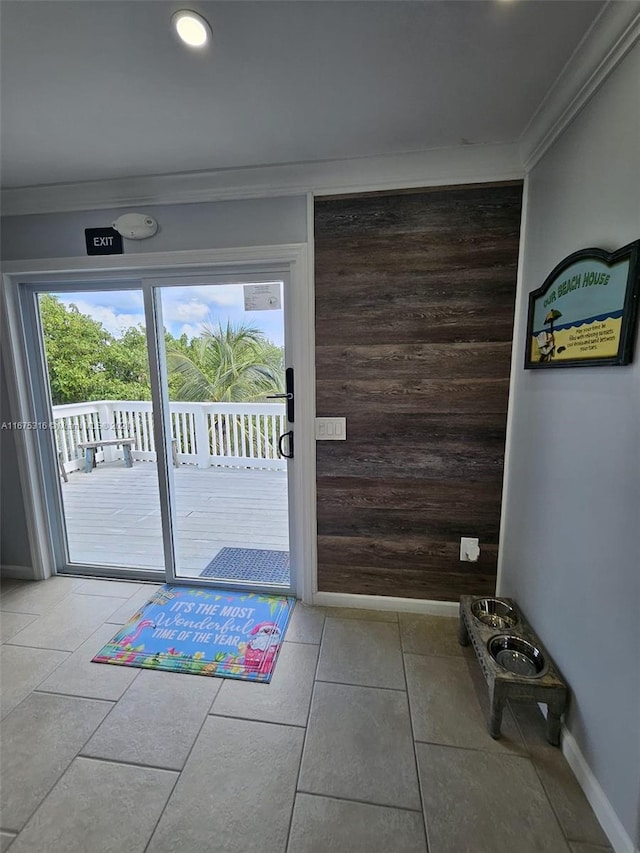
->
[166, 321, 285, 458]
[166, 321, 284, 403]
[540, 308, 563, 362]
[545, 309, 562, 335]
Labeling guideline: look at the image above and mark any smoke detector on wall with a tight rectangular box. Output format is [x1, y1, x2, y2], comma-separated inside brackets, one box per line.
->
[112, 213, 158, 240]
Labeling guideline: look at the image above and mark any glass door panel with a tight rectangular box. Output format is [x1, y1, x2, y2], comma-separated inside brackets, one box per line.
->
[36, 289, 165, 572]
[156, 281, 290, 586]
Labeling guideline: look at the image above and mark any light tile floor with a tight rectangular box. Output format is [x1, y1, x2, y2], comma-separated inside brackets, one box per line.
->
[0, 576, 613, 853]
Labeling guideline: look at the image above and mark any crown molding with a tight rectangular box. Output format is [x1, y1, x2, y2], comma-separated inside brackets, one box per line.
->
[520, 0, 640, 171]
[0, 143, 523, 217]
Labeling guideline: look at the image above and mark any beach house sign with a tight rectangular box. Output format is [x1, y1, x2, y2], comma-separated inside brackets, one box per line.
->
[525, 240, 640, 369]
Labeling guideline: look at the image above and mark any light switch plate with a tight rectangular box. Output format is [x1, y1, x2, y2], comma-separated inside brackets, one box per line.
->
[315, 417, 347, 440]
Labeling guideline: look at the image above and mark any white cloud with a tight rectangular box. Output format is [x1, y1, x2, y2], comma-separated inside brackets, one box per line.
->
[183, 285, 244, 307]
[95, 290, 143, 310]
[177, 323, 202, 339]
[165, 282, 282, 310]
[60, 299, 145, 336]
[162, 299, 211, 323]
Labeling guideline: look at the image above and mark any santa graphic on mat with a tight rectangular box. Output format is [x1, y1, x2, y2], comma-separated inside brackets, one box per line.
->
[244, 622, 282, 674]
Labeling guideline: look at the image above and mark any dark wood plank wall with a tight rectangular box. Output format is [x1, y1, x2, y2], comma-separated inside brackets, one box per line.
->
[314, 183, 523, 601]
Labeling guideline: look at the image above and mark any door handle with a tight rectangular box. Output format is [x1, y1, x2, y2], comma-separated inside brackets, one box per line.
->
[278, 430, 294, 459]
[267, 367, 294, 422]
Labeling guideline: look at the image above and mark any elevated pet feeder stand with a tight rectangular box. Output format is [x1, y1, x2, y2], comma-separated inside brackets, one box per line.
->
[458, 595, 569, 745]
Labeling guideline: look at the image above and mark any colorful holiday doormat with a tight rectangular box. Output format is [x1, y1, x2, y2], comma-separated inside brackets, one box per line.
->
[200, 547, 290, 585]
[92, 585, 295, 683]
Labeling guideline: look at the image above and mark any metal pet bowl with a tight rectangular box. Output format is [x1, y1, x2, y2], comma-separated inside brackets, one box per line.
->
[471, 598, 518, 630]
[488, 635, 547, 678]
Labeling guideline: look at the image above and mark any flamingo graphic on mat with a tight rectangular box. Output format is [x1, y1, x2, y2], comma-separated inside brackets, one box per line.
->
[112, 619, 155, 647]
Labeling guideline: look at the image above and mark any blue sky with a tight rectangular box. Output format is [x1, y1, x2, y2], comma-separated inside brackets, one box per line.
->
[54, 283, 285, 346]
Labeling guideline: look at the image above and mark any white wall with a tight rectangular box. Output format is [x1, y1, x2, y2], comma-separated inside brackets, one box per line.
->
[500, 43, 640, 850]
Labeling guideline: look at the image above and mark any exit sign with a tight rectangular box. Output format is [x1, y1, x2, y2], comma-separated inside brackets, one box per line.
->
[85, 227, 123, 255]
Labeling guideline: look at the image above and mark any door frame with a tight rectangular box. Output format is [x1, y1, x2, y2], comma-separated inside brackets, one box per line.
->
[1, 244, 316, 602]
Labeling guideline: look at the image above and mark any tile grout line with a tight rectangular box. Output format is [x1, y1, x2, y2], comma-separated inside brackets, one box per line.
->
[509, 707, 595, 849]
[9, 615, 145, 709]
[141, 680, 222, 853]
[2, 591, 138, 653]
[208, 711, 307, 730]
[509, 703, 580, 849]
[412, 736, 539, 759]
[1, 606, 45, 617]
[0, 586, 78, 617]
[68, 753, 180, 776]
[402, 648, 473, 661]
[283, 606, 327, 853]
[527, 756, 576, 851]
[70, 592, 136, 601]
[20, 617, 148, 814]
[294, 787, 425, 815]
[324, 615, 399, 624]
[140, 770, 181, 853]
[0, 614, 39, 644]
[400, 646, 431, 853]
[0, 826, 20, 838]
[313, 677, 407, 693]
[30, 689, 116, 706]
[4, 641, 78, 653]
[0, 643, 78, 721]
[3, 674, 143, 841]
[0, 831, 18, 841]
[0, 582, 25, 597]
[0, 578, 121, 615]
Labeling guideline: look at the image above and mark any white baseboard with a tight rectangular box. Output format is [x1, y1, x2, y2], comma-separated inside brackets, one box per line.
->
[536, 703, 637, 853]
[312, 590, 459, 617]
[559, 723, 638, 853]
[0, 564, 35, 580]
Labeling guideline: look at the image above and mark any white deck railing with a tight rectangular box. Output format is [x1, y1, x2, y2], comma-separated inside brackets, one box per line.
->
[52, 400, 287, 473]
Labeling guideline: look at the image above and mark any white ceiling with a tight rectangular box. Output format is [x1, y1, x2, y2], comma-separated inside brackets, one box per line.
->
[0, 0, 605, 190]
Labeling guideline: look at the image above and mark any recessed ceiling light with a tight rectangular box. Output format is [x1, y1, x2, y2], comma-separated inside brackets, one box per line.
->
[172, 10, 211, 49]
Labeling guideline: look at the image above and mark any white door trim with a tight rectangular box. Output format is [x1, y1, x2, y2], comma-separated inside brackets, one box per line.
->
[1, 244, 316, 601]
[1, 284, 53, 580]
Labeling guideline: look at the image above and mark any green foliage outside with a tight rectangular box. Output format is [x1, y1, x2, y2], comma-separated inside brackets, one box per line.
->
[167, 321, 284, 403]
[40, 295, 284, 406]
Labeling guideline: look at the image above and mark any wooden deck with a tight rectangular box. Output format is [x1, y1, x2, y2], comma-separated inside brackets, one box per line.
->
[60, 461, 289, 579]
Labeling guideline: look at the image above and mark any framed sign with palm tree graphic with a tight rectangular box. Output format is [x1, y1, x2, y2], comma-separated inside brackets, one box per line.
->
[525, 240, 640, 368]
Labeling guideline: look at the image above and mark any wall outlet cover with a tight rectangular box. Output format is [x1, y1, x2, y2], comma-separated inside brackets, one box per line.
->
[460, 537, 480, 562]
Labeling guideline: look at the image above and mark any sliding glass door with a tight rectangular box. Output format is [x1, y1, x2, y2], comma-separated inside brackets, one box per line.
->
[35, 286, 165, 574]
[155, 279, 290, 587]
[23, 273, 294, 592]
